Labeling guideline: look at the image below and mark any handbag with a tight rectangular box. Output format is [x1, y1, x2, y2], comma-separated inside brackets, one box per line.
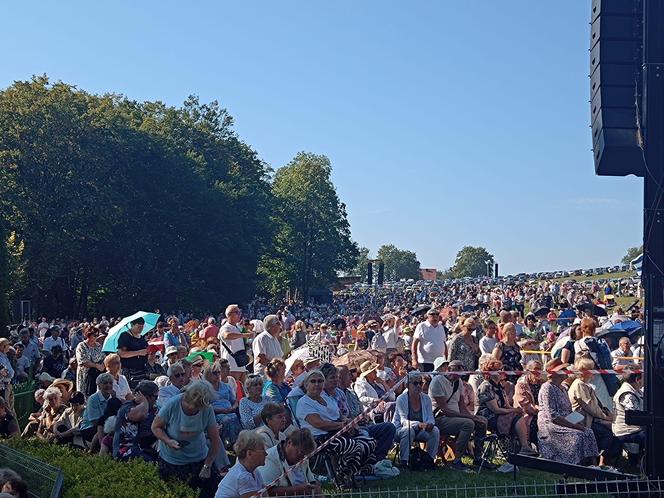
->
[408, 446, 435, 471]
[219, 339, 249, 367]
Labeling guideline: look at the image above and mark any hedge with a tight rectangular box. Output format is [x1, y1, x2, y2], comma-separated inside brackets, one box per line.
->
[3, 439, 196, 498]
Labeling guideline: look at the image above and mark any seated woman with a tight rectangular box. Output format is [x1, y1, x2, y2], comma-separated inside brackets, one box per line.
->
[239, 375, 268, 430]
[263, 358, 291, 405]
[36, 386, 67, 442]
[0, 397, 19, 438]
[113, 380, 160, 461]
[216, 430, 266, 498]
[53, 391, 86, 446]
[613, 372, 645, 464]
[513, 360, 544, 446]
[475, 359, 536, 455]
[295, 370, 376, 489]
[354, 361, 395, 422]
[51, 379, 74, 406]
[537, 359, 599, 465]
[321, 362, 394, 462]
[104, 354, 132, 402]
[203, 361, 241, 448]
[257, 428, 322, 497]
[255, 403, 287, 449]
[393, 373, 440, 467]
[569, 356, 622, 467]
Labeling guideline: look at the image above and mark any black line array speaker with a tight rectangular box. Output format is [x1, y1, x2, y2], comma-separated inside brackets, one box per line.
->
[367, 262, 373, 286]
[590, 0, 645, 176]
[377, 261, 385, 286]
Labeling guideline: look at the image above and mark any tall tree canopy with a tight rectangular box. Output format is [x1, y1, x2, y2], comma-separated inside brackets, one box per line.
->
[260, 152, 358, 301]
[449, 246, 494, 278]
[0, 76, 272, 316]
[350, 246, 371, 280]
[622, 245, 643, 265]
[0, 228, 9, 334]
[376, 244, 421, 281]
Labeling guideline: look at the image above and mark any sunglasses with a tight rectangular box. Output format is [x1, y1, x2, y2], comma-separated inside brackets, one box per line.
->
[172, 372, 186, 379]
[411, 381, 423, 386]
[309, 379, 324, 384]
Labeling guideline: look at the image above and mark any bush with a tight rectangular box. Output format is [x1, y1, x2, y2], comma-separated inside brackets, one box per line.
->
[3, 439, 196, 498]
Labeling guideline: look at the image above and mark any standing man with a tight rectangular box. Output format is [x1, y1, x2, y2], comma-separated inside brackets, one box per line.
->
[252, 315, 284, 377]
[218, 304, 253, 379]
[412, 308, 447, 372]
[117, 317, 149, 388]
[43, 326, 66, 354]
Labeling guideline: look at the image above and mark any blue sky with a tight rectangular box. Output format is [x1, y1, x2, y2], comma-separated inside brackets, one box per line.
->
[2, 1, 643, 275]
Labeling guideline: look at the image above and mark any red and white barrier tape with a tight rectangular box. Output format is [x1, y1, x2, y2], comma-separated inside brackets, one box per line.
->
[250, 365, 641, 496]
[432, 368, 642, 376]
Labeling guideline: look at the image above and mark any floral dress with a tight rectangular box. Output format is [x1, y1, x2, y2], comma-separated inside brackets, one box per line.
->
[537, 382, 598, 464]
[448, 334, 479, 371]
[497, 342, 522, 382]
[75, 341, 105, 394]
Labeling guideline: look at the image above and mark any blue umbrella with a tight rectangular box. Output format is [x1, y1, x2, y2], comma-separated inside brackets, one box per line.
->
[102, 311, 161, 352]
[607, 320, 642, 335]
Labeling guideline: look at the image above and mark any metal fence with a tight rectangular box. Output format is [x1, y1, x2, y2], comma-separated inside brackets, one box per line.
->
[284, 478, 664, 498]
[0, 444, 63, 498]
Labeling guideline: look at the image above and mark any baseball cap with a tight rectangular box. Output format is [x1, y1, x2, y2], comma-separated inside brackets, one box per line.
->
[433, 357, 450, 371]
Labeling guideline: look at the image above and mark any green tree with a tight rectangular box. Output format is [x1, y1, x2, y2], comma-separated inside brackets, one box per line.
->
[349, 246, 371, 280]
[622, 245, 643, 265]
[0, 228, 9, 334]
[0, 76, 272, 316]
[376, 244, 421, 281]
[260, 152, 358, 301]
[449, 246, 494, 278]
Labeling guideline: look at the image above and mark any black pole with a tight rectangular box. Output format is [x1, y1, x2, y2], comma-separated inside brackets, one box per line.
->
[642, 0, 664, 478]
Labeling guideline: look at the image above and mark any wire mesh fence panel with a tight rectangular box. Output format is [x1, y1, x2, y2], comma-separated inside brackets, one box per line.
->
[299, 478, 664, 498]
[13, 389, 36, 430]
[0, 444, 63, 498]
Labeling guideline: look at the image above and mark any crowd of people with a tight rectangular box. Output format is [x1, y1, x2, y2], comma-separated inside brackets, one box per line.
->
[0, 275, 646, 497]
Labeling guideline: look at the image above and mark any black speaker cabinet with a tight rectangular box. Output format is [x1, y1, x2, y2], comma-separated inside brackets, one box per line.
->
[590, 0, 645, 176]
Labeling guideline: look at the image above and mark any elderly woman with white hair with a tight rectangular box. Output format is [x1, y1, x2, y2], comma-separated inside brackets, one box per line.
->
[152, 380, 222, 498]
[216, 430, 266, 498]
[36, 386, 66, 441]
[239, 375, 269, 430]
[251, 315, 284, 377]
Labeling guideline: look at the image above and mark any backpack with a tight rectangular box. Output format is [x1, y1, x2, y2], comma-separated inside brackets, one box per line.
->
[408, 446, 436, 471]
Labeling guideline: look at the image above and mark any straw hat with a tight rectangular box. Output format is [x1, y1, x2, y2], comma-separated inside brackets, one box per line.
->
[359, 360, 378, 378]
[51, 378, 74, 392]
